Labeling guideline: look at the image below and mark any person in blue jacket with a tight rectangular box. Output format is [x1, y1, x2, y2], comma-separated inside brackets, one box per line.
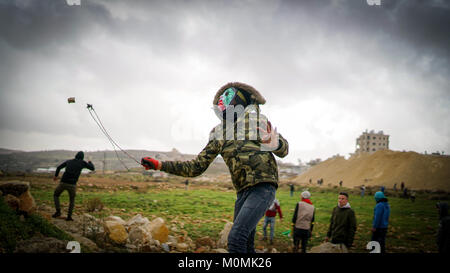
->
[371, 191, 390, 253]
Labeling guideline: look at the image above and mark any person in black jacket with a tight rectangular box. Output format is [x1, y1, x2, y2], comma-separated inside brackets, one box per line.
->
[436, 202, 450, 253]
[52, 151, 95, 221]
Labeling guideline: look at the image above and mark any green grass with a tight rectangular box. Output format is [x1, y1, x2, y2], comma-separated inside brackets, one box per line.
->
[29, 183, 440, 253]
[0, 195, 73, 253]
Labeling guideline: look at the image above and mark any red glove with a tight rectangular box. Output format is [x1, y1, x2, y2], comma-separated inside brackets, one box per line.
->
[141, 157, 160, 170]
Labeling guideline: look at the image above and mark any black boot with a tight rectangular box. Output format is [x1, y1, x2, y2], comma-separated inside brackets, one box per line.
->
[52, 211, 61, 218]
[66, 215, 73, 221]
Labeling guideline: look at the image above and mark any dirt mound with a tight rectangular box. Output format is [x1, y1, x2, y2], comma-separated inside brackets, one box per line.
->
[291, 150, 450, 191]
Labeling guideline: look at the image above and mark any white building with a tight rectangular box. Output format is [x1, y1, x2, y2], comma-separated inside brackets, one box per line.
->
[355, 129, 390, 154]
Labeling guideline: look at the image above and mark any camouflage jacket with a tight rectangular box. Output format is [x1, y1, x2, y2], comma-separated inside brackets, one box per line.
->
[161, 105, 289, 192]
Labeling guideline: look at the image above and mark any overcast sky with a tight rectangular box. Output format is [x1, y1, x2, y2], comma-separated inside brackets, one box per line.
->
[0, 0, 449, 164]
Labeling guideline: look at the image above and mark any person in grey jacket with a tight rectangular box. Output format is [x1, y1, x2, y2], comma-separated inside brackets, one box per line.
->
[292, 191, 315, 253]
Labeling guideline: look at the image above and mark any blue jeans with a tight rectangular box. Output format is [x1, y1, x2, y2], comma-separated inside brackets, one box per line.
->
[263, 216, 276, 240]
[228, 183, 276, 253]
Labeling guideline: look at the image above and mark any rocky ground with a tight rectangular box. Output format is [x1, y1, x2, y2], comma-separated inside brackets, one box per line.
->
[0, 179, 283, 253]
[34, 202, 234, 253]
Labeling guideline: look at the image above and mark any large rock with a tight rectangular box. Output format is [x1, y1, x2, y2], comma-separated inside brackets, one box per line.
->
[82, 213, 104, 237]
[128, 225, 153, 246]
[103, 221, 128, 245]
[104, 215, 126, 225]
[0, 181, 30, 197]
[18, 190, 36, 214]
[4, 194, 20, 211]
[0, 181, 36, 214]
[68, 232, 101, 252]
[309, 242, 348, 253]
[217, 221, 233, 249]
[125, 214, 150, 231]
[147, 217, 169, 243]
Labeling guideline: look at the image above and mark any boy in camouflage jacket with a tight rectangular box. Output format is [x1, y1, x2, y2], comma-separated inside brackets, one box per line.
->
[141, 82, 289, 253]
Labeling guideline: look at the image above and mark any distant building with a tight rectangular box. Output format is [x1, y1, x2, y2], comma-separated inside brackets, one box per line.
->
[355, 129, 390, 155]
[34, 167, 92, 174]
[35, 167, 57, 173]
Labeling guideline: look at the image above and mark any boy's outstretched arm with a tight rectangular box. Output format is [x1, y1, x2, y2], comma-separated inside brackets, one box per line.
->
[142, 138, 221, 177]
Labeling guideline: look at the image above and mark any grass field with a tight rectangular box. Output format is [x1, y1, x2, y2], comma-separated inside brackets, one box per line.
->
[18, 174, 441, 253]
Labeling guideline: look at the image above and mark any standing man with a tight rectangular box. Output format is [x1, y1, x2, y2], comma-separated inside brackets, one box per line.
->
[393, 183, 397, 192]
[325, 192, 357, 250]
[53, 151, 95, 221]
[140, 82, 289, 253]
[184, 179, 189, 190]
[292, 191, 315, 253]
[410, 190, 416, 202]
[372, 191, 390, 253]
[262, 198, 283, 244]
[401, 181, 405, 191]
[380, 186, 385, 193]
[360, 185, 366, 198]
[289, 184, 295, 197]
[403, 187, 408, 199]
[339, 181, 343, 187]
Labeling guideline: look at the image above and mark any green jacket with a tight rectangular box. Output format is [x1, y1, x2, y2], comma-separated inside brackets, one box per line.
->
[327, 205, 357, 247]
[161, 106, 289, 193]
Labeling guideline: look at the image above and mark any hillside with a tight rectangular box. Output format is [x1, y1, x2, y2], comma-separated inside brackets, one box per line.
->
[0, 148, 237, 176]
[0, 148, 199, 173]
[0, 148, 23, 155]
[290, 150, 450, 191]
[0, 148, 298, 177]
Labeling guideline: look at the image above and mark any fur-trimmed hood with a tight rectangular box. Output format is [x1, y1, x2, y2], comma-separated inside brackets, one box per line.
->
[213, 82, 266, 105]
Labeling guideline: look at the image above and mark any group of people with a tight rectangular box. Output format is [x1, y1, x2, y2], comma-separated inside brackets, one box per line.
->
[361, 183, 416, 203]
[317, 178, 324, 186]
[262, 190, 390, 253]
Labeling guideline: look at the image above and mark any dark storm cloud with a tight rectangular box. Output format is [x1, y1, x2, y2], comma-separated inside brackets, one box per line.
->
[0, 0, 114, 51]
[278, 0, 450, 61]
[3, 0, 448, 73]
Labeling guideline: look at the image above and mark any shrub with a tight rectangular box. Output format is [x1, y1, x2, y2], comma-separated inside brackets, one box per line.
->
[85, 197, 104, 212]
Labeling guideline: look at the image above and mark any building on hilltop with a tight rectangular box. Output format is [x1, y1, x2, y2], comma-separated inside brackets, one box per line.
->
[355, 129, 390, 155]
